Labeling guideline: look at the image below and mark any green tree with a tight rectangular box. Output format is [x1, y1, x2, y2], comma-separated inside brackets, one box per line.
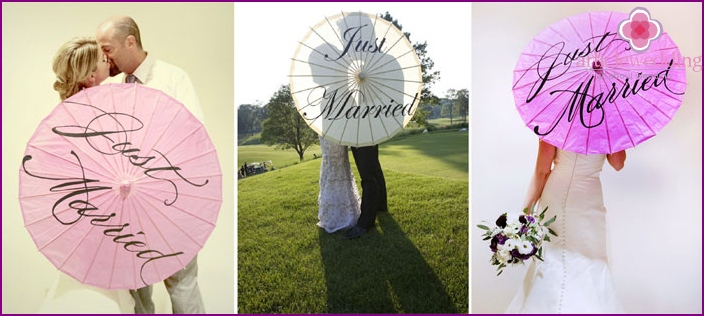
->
[441, 89, 469, 125]
[455, 88, 469, 122]
[260, 85, 319, 161]
[442, 89, 457, 125]
[381, 12, 441, 126]
[237, 103, 266, 137]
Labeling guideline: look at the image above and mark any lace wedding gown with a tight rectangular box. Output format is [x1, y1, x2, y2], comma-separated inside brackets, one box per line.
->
[506, 149, 622, 314]
[317, 137, 361, 233]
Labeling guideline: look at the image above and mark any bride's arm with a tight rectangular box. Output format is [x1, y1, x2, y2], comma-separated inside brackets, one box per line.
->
[607, 150, 626, 171]
[523, 140, 556, 212]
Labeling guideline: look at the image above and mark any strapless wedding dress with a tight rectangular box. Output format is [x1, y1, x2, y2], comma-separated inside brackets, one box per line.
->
[317, 137, 360, 233]
[506, 149, 622, 314]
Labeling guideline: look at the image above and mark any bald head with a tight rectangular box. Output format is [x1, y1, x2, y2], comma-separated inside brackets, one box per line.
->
[97, 16, 143, 49]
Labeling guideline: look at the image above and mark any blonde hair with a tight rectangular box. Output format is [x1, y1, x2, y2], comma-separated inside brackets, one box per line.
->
[52, 37, 99, 100]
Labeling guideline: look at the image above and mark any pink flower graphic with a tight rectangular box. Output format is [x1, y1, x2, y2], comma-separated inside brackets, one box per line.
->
[619, 8, 662, 52]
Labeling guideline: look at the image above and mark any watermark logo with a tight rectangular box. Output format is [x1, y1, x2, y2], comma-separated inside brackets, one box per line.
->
[619, 8, 662, 52]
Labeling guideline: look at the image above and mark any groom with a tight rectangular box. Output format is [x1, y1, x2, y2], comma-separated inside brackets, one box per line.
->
[344, 145, 388, 239]
[96, 15, 206, 313]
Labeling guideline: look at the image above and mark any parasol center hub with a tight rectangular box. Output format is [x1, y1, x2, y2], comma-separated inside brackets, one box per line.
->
[119, 180, 132, 199]
[355, 70, 367, 84]
[591, 60, 604, 75]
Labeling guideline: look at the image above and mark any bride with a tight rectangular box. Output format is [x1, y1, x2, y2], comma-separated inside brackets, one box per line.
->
[316, 136, 361, 233]
[507, 140, 626, 313]
[42, 37, 134, 313]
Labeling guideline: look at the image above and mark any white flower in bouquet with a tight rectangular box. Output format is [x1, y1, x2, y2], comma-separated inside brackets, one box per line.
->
[496, 249, 512, 264]
[503, 238, 518, 251]
[503, 214, 522, 236]
[517, 240, 534, 255]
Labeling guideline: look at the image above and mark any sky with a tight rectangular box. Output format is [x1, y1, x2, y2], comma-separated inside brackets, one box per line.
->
[234, 2, 472, 106]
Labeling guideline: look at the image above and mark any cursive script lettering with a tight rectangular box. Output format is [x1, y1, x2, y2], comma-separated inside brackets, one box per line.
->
[53, 101, 208, 206]
[304, 87, 418, 121]
[22, 152, 183, 286]
[22, 152, 111, 225]
[536, 60, 682, 136]
[515, 31, 685, 136]
[326, 25, 386, 61]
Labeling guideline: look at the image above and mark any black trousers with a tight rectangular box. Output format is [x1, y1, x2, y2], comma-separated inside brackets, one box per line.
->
[351, 145, 387, 229]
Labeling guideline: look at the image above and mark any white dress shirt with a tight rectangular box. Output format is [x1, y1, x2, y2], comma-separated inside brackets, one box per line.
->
[116, 54, 205, 123]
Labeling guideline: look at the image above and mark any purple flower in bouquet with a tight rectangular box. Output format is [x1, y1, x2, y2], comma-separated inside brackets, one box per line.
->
[490, 233, 507, 252]
[509, 249, 524, 260]
[519, 225, 529, 234]
[511, 249, 532, 261]
[529, 244, 538, 256]
[519, 214, 537, 224]
[496, 213, 507, 228]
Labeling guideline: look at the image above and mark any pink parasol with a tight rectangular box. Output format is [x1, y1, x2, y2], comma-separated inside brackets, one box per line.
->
[513, 10, 687, 154]
[19, 83, 222, 289]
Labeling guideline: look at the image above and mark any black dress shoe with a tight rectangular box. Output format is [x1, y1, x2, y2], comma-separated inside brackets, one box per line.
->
[343, 226, 368, 239]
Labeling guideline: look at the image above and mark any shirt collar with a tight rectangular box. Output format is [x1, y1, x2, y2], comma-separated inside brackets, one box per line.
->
[130, 52, 153, 83]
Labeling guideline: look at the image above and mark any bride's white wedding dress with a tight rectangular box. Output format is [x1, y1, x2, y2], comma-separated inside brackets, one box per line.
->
[317, 137, 361, 233]
[507, 149, 622, 314]
[38, 272, 134, 313]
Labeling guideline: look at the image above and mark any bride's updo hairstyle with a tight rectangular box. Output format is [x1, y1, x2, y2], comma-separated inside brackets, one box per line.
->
[52, 37, 100, 100]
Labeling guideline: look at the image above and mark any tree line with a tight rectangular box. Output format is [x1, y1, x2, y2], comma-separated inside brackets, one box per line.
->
[237, 87, 468, 138]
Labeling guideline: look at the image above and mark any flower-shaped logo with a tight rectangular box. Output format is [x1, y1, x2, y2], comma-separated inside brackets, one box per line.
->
[619, 8, 662, 52]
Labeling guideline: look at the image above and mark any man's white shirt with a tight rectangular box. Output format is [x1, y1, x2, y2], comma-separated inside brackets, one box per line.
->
[107, 54, 205, 123]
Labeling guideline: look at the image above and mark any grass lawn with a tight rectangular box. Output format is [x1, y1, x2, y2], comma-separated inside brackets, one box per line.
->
[381, 130, 468, 180]
[237, 143, 321, 170]
[237, 132, 468, 313]
[238, 130, 468, 180]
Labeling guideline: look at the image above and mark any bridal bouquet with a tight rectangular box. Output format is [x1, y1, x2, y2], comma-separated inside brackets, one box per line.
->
[477, 206, 557, 275]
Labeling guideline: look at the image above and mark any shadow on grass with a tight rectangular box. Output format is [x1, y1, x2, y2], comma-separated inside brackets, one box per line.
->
[318, 213, 458, 313]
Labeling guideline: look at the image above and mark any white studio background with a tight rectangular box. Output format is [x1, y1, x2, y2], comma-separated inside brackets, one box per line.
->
[2, 3, 234, 314]
[471, 2, 701, 314]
